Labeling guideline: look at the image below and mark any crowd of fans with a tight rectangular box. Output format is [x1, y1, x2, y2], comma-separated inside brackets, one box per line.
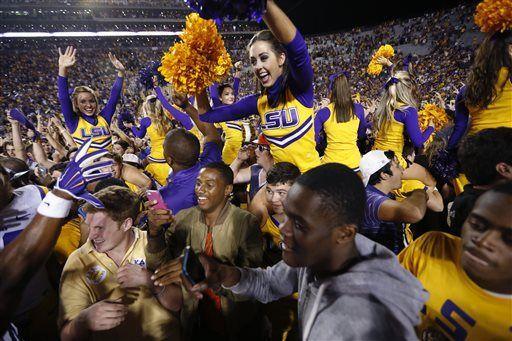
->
[1, 0, 188, 8]
[1, 4, 478, 120]
[1, 0, 511, 340]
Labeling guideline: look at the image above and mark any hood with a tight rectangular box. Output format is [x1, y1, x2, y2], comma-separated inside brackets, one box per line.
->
[325, 234, 428, 328]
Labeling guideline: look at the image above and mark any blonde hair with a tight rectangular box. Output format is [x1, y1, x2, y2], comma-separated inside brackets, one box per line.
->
[72, 86, 99, 115]
[374, 70, 418, 131]
[141, 95, 173, 135]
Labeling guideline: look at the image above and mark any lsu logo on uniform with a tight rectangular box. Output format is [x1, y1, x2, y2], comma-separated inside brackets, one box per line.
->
[132, 258, 146, 268]
[80, 126, 110, 139]
[85, 265, 107, 285]
[262, 107, 299, 130]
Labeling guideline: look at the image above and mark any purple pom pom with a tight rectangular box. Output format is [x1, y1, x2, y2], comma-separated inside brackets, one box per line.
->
[9, 108, 41, 141]
[139, 61, 167, 90]
[429, 148, 460, 183]
[185, 0, 267, 22]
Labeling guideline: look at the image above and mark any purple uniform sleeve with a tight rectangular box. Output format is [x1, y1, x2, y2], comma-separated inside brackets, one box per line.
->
[155, 86, 194, 130]
[394, 107, 434, 148]
[117, 114, 127, 132]
[285, 31, 314, 108]
[314, 107, 330, 145]
[200, 94, 259, 123]
[233, 77, 240, 99]
[209, 83, 223, 108]
[447, 87, 469, 150]
[199, 141, 222, 165]
[99, 76, 123, 124]
[57, 76, 79, 132]
[354, 103, 368, 139]
[131, 117, 151, 138]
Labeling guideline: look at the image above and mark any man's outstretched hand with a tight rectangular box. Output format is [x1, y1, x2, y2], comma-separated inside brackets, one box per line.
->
[55, 138, 112, 208]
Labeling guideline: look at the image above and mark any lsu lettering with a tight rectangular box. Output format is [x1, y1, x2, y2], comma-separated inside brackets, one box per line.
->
[257, 88, 320, 173]
[71, 115, 112, 150]
[80, 126, 110, 139]
[262, 107, 299, 130]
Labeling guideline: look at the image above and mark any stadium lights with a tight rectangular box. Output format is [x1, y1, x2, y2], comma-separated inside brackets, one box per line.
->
[0, 31, 183, 38]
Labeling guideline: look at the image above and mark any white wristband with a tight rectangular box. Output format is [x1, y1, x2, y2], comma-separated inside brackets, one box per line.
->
[37, 191, 73, 218]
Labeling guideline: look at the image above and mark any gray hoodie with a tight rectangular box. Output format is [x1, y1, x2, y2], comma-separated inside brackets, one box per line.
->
[226, 234, 428, 340]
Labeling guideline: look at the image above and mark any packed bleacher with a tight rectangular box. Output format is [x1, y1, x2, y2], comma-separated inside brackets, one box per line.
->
[1, 0, 511, 340]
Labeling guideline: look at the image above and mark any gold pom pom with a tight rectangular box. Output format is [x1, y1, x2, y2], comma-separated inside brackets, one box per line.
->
[418, 103, 450, 146]
[159, 13, 233, 95]
[367, 45, 395, 76]
[474, 0, 512, 33]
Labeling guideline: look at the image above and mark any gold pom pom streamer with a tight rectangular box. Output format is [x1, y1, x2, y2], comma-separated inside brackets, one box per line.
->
[474, 0, 512, 33]
[418, 103, 450, 146]
[159, 13, 232, 95]
[367, 45, 395, 76]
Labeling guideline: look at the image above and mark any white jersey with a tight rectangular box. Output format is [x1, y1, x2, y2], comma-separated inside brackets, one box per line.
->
[0, 185, 52, 316]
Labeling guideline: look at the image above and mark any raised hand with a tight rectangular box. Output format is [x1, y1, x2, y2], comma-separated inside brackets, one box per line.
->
[9, 108, 40, 140]
[236, 146, 251, 162]
[58, 46, 77, 76]
[376, 56, 393, 67]
[172, 92, 189, 109]
[108, 52, 125, 76]
[146, 200, 174, 237]
[50, 116, 65, 129]
[55, 138, 113, 208]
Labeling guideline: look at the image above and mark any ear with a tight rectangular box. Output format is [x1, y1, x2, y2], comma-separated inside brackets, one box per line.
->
[224, 184, 233, 197]
[380, 171, 391, 182]
[496, 162, 512, 180]
[278, 52, 286, 68]
[120, 217, 133, 232]
[334, 224, 357, 244]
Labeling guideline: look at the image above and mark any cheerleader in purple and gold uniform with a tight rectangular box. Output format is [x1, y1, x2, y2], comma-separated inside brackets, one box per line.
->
[448, 31, 512, 149]
[446, 22, 511, 193]
[57, 46, 125, 151]
[199, 0, 320, 173]
[372, 70, 437, 186]
[314, 72, 368, 170]
[210, 74, 245, 164]
[132, 88, 194, 186]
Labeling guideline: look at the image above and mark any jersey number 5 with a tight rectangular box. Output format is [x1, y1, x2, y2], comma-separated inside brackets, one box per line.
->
[263, 108, 299, 130]
[435, 299, 476, 341]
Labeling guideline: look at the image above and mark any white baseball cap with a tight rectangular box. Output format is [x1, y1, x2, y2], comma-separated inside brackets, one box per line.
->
[122, 153, 141, 165]
[359, 150, 391, 187]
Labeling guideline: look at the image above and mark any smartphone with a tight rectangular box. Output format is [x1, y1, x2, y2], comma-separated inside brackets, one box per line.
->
[37, 165, 48, 177]
[146, 190, 168, 210]
[182, 246, 206, 285]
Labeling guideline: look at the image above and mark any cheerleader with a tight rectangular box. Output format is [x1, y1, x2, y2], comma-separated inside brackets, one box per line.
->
[448, 31, 512, 149]
[199, 0, 320, 173]
[314, 71, 368, 170]
[209, 66, 245, 164]
[372, 70, 436, 186]
[57, 46, 124, 150]
[131, 95, 174, 186]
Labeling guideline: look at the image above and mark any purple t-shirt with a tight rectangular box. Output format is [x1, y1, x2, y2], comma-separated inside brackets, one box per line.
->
[361, 185, 404, 254]
[158, 141, 221, 215]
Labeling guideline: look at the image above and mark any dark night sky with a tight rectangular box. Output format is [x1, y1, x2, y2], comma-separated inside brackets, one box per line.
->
[274, 0, 477, 35]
